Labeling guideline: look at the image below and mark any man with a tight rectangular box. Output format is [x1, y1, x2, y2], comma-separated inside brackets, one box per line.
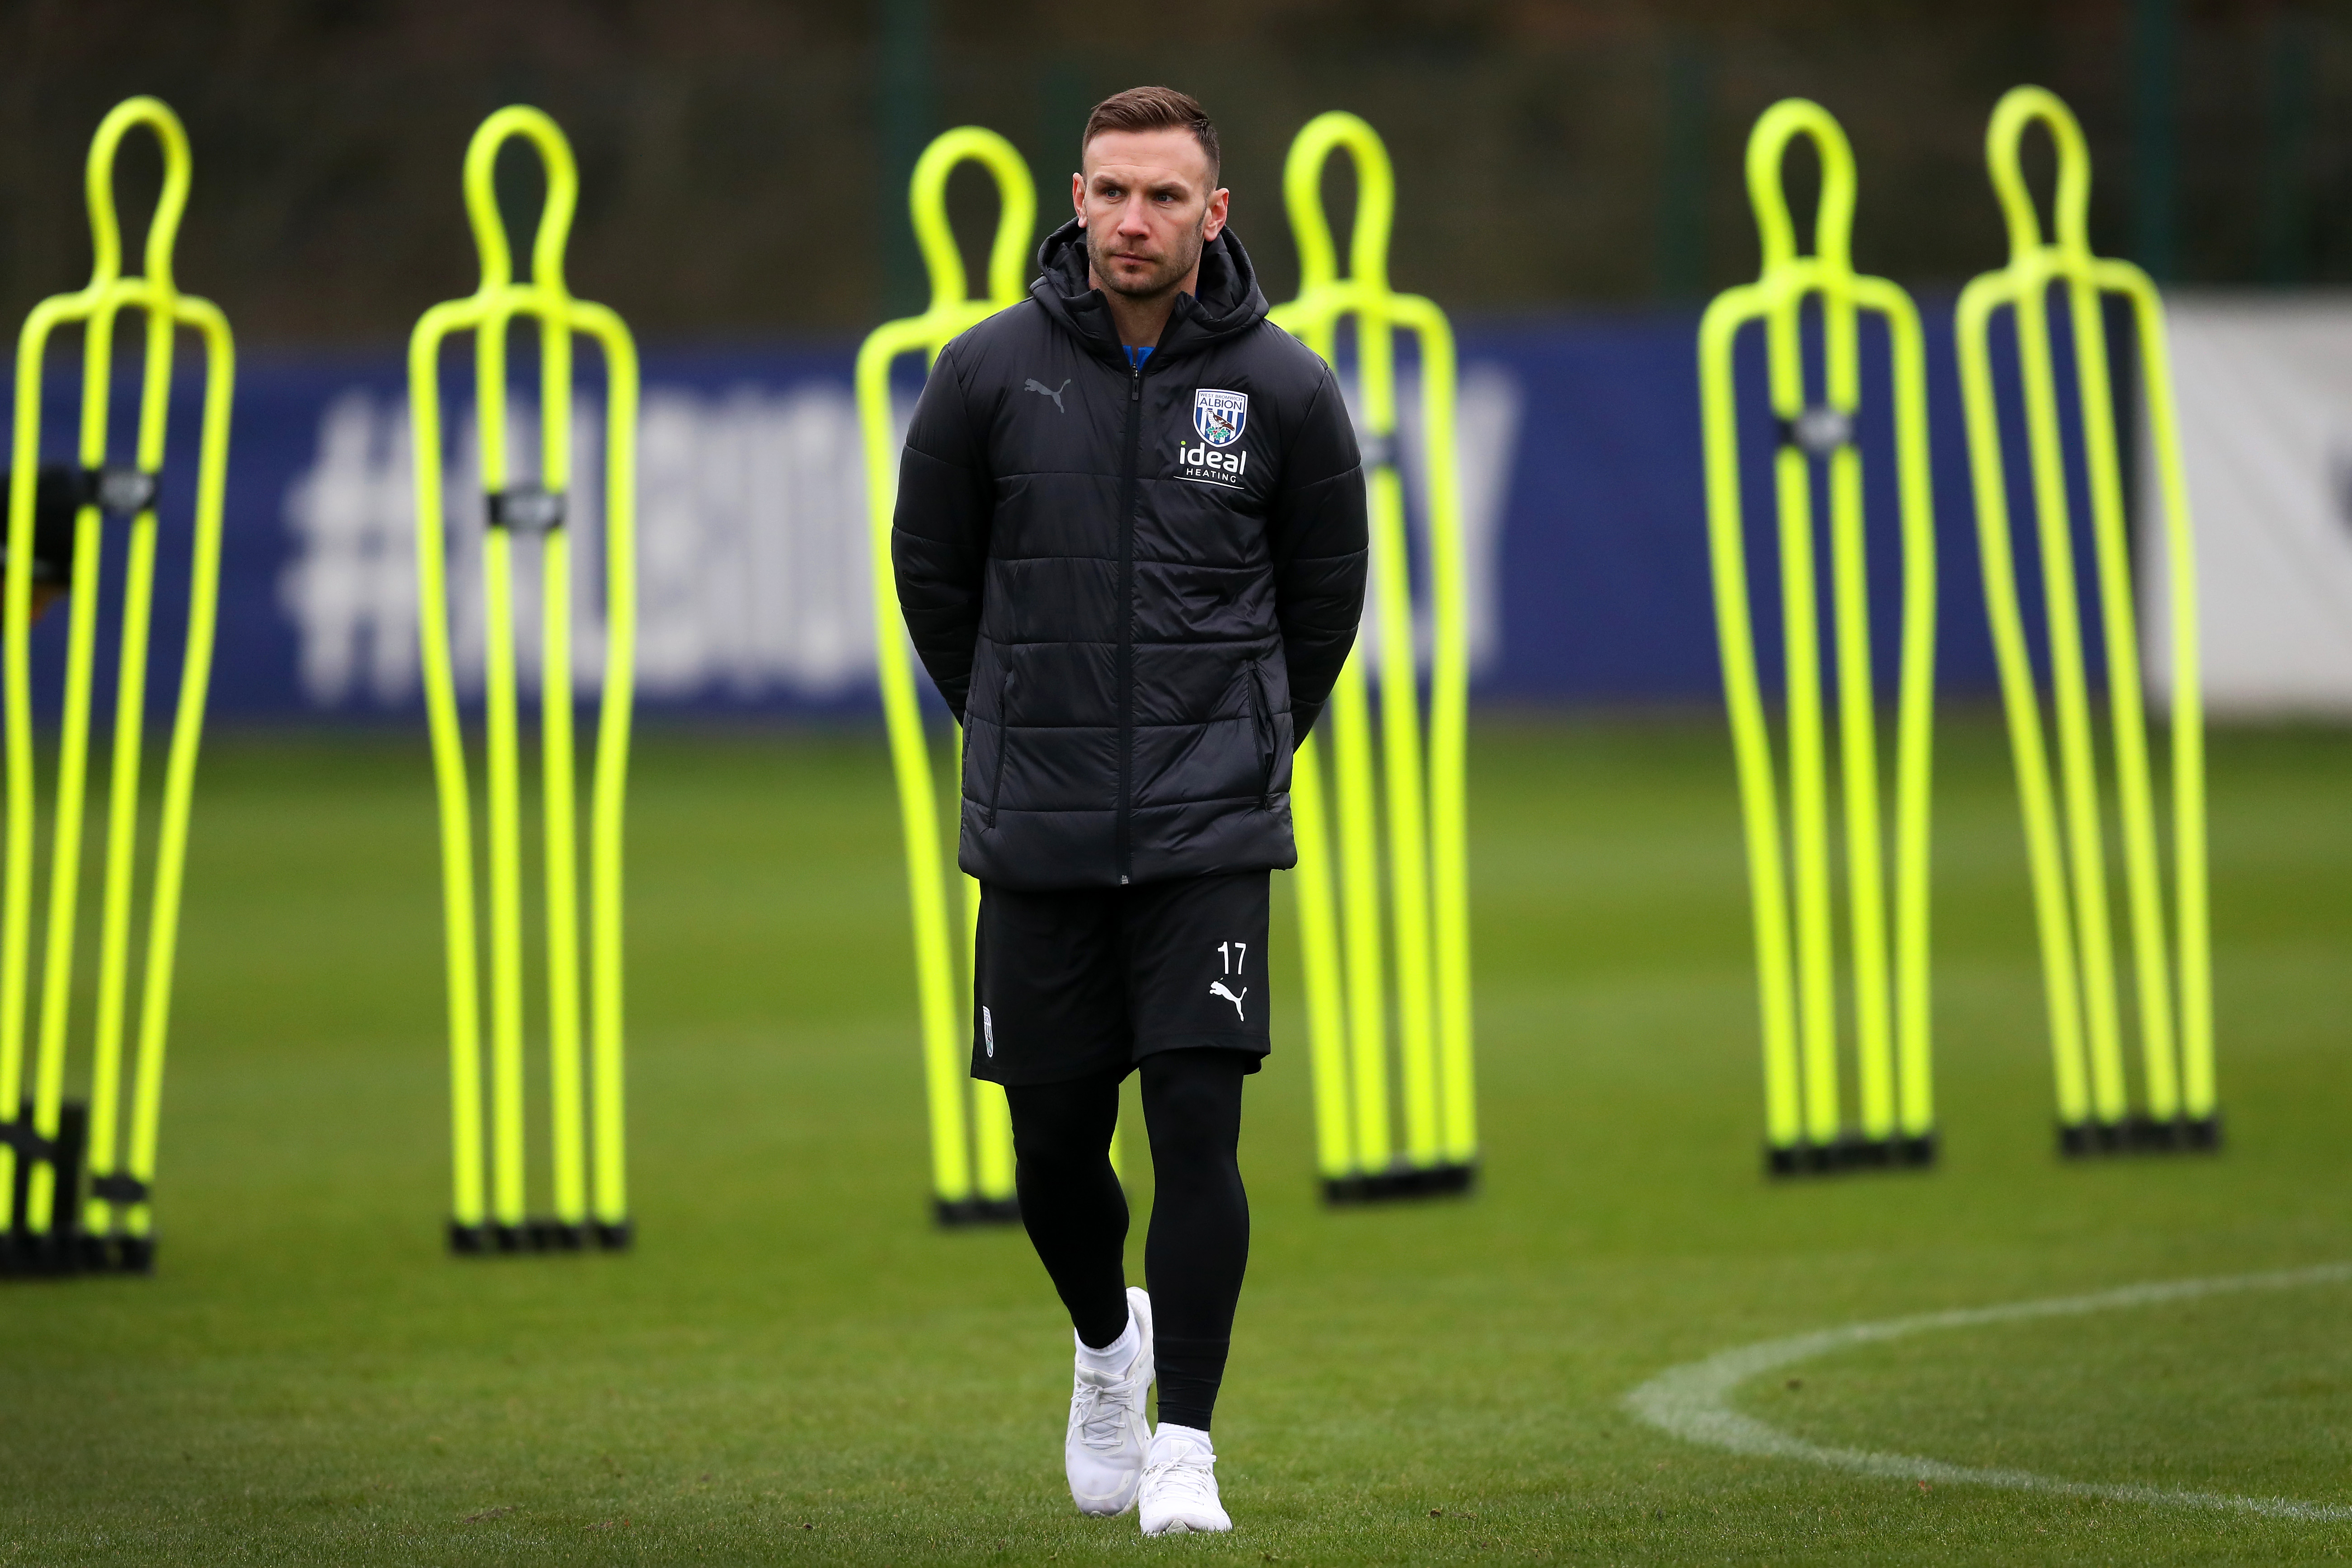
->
[892, 86, 1367, 1536]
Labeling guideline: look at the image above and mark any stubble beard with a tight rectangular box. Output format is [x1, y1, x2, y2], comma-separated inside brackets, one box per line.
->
[1085, 215, 1207, 304]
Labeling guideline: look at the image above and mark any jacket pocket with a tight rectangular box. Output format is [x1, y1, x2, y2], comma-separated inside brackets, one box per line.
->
[1248, 660, 1277, 808]
[987, 667, 1015, 827]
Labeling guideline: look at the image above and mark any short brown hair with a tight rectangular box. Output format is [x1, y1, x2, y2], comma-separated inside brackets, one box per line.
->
[1082, 86, 1221, 183]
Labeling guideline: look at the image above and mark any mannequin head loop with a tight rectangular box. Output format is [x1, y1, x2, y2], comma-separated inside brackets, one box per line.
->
[460, 107, 580, 294]
[1744, 99, 1858, 278]
[83, 97, 193, 292]
[909, 128, 1037, 314]
[1985, 86, 2093, 263]
[1284, 111, 1395, 296]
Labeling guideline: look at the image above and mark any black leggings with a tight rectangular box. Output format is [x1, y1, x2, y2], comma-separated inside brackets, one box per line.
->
[1004, 1049, 1250, 1432]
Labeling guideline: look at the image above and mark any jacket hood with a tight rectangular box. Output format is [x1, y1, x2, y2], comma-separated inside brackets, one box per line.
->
[1031, 217, 1269, 363]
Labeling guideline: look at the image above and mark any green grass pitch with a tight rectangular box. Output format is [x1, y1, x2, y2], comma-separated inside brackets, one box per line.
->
[1, 714, 2348, 1564]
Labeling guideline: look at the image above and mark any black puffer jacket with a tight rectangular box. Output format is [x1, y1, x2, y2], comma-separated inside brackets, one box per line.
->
[892, 220, 1368, 891]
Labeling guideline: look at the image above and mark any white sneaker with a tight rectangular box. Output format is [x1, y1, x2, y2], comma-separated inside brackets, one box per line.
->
[1138, 1423, 1231, 1535]
[1065, 1286, 1154, 1516]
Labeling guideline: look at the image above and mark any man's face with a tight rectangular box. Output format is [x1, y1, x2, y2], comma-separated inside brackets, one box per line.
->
[1074, 128, 1230, 300]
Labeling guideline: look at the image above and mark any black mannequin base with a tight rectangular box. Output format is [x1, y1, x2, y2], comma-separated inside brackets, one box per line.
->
[1323, 1160, 1479, 1205]
[448, 1217, 634, 1254]
[0, 1228, 155, 1277]
[79, 1234, 156, 1273]
[1765, 1131, 1939, 1177]
[934, 1195, 1022, 1227]
[0, 1098, 155, 1278]
[2057, 1113, 2222, 1157]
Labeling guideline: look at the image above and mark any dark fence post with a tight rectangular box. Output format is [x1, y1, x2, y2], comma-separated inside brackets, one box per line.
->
[2131, 0, 2179, 282]
[878, 0, 934, 317]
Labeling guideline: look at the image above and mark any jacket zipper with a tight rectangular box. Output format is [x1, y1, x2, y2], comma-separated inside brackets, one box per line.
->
[1115, 361, 1143, 884]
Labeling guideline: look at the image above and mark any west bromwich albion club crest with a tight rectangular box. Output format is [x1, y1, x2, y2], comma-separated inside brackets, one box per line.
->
[1193, 388, 1249, 448]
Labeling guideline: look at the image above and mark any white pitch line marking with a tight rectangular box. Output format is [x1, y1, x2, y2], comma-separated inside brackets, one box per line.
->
[1624, 1262, 2352, 1521]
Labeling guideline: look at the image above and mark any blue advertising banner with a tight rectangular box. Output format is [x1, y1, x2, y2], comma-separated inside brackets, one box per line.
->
[7, 307, 2047, 723]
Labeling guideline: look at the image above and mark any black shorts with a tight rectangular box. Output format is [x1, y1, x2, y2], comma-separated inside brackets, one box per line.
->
[971, 870, 1271, 1086]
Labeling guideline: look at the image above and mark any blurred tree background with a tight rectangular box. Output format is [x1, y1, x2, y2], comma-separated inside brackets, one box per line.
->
[0, 0, 2338, 343]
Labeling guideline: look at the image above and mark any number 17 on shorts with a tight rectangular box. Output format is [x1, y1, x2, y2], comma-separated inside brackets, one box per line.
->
[1210, 942, 1250, 1025]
